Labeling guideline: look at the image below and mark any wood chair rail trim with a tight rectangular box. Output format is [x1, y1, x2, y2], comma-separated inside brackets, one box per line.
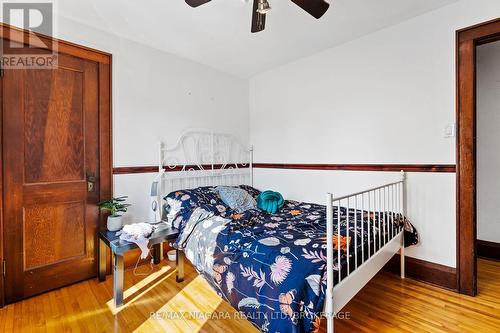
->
[113, 163, 457, 174]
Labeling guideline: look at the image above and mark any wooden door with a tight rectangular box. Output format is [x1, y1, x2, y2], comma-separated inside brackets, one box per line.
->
[2, 51, 101, 302]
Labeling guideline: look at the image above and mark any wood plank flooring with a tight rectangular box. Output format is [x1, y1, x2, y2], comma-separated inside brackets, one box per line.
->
[0, 259, 498, 333]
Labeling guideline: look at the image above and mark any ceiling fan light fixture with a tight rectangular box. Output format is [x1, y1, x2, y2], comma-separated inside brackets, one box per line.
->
[256, 0, 271, 14]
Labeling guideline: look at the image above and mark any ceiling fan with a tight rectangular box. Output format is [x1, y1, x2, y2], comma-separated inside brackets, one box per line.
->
[185, 0, 330, 33]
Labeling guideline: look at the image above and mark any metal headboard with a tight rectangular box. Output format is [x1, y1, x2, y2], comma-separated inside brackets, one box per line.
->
[157, 129, 253, 205]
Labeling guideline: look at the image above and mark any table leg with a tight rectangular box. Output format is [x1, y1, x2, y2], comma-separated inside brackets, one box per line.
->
[176, 249, 184, 283]
[113, 253, 124, 308]
[98, 238, 107, 282]
[152, 243, 161, 265]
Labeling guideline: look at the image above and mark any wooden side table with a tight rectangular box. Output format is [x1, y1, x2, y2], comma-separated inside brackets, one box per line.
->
[98, 222, 184, 307]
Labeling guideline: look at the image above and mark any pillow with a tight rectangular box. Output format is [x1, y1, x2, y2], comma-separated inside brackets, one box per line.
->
[215, 186, 257, 213]
[163, 187, 228, 228]
[256, 191, 284, 214]
[238, 184, 261, 198]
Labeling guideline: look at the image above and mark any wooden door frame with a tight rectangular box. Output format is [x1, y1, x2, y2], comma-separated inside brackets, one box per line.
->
[0, 23, 112, 306]
[456, 18, 500, 296]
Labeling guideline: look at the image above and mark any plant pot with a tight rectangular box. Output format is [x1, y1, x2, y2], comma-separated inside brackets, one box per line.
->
[107, 215, 123, 232]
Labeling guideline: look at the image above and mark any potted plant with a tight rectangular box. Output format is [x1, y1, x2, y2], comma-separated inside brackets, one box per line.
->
[98, 196, 131, 231]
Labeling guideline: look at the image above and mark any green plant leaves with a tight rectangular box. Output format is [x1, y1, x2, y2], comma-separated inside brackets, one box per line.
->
[98, 196, 131, 216]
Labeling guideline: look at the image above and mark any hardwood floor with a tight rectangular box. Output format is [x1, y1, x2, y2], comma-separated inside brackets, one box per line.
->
[0, 259, 499, 333]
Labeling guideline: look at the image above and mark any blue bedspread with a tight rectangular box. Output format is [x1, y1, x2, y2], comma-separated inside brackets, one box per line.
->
[169, 187, 418, 333]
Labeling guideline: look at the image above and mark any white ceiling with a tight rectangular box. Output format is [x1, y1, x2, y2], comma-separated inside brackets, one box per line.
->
[58, 0, 458, 78]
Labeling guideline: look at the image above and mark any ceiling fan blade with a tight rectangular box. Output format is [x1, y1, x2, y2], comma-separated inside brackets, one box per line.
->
[251, 0, 266, 33]
[291, 0, 329, 19]
[185, 0, 212, 8]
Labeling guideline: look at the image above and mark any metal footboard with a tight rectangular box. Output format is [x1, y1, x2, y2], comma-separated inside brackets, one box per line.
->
[325, 171, 407, 333]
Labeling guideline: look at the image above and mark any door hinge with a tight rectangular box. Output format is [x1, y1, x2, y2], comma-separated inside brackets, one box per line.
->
[2, 260, 5, 277]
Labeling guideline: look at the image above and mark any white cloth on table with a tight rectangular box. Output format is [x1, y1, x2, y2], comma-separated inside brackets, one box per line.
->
[116, 223, 157, 259]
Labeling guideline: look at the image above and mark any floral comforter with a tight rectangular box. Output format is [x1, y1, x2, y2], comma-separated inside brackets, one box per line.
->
[170, 187, 418, 333]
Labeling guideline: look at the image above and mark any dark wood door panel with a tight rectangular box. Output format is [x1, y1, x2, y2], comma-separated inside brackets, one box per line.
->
[0, 26, 112, 307]
[3, 51, 101, 302]
[23, 252, 96, 297]
[24, 67, 85, 184]
[23, 200, 86, 270]
[23, 182, 86, 205]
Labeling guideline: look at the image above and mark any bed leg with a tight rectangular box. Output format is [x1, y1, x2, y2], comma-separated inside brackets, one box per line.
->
[327, 312, 334, 333]
[400, 245, 405, 279]
[326, 192, 335, 333]
[325, 287, 334, 333]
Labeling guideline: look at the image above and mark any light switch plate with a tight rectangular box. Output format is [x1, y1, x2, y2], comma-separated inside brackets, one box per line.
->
[444, 123, 456, 138]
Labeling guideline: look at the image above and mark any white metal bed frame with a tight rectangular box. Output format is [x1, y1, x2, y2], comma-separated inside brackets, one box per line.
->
[157, 129, 406, 333]
[158, 129, 253, 193]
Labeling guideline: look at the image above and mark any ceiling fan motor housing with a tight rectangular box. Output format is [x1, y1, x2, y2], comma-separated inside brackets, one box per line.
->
[257, 0, 271, 15]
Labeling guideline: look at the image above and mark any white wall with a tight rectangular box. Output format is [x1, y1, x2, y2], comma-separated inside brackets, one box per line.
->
[477, 41, 500, 244]
[254, 170, 456, 266]
[250, 0, 500, 268]
[53, 16, 250, 223]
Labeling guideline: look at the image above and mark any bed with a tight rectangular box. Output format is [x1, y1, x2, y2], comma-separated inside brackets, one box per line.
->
[155, 129, 417, 333]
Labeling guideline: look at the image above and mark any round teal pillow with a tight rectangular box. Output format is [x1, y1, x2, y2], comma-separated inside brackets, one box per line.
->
[256, 191, 284, 214]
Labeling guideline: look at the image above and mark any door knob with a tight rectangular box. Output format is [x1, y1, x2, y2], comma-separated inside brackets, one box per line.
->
[87, 173, 96, 192]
